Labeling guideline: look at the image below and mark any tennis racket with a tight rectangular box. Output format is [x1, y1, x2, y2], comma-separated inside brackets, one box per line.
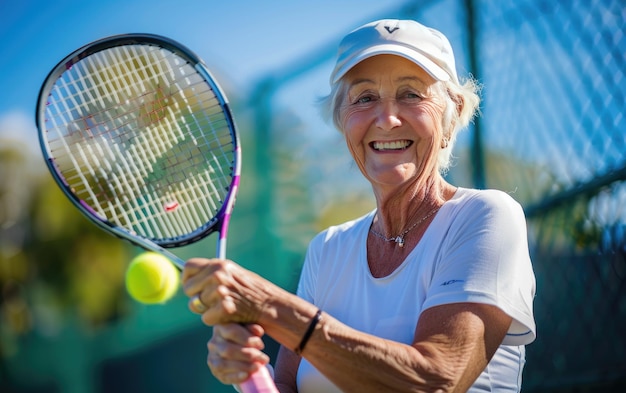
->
[36, 33, 277, 393]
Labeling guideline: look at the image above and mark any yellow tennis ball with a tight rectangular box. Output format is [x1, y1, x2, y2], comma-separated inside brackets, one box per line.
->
[125, 252, 180, 304]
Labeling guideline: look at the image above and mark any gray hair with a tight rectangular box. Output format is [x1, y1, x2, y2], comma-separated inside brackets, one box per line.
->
[318, 76, 481, 174]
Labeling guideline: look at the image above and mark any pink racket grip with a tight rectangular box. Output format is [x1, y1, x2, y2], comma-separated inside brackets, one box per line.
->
[239, 365, 278, 393]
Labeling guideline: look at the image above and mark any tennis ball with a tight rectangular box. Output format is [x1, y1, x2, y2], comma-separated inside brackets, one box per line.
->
[125, 252, 180, 304]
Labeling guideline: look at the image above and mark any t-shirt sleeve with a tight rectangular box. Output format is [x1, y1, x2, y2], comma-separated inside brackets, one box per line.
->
[296, 230, 325, 304]
[422, 190, 536, 346]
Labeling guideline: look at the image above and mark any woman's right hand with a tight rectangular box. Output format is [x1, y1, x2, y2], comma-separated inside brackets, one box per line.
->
[207, 323, 271, 385]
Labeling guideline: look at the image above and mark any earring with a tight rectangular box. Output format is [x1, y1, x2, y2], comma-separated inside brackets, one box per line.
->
[441, 138, 449, 149]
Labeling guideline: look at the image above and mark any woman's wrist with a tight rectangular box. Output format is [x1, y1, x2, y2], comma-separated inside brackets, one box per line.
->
[256, 288, 323, 354]
[295, 309, 323, 355]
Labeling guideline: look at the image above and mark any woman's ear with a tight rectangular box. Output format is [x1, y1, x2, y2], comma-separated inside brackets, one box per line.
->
[450, 89, 465, 117]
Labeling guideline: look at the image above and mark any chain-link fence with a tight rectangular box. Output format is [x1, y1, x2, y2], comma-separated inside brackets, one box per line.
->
[250, 0, 626, 391]
[470, 1, 626, 390]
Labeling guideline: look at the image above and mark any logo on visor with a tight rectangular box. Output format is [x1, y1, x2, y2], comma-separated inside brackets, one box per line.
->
[384, 25, 400, 34]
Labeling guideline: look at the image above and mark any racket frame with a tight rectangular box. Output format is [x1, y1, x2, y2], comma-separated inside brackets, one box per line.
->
[36, 34, 242, 269]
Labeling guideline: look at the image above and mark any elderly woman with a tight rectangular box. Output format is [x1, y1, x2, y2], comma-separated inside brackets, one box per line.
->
[182, 19, 536, 392]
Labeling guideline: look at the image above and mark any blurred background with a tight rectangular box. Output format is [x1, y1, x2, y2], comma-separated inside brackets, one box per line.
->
[1, 0, 625, 392]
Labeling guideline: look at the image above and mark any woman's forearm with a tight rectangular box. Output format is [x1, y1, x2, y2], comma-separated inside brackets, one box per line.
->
[265, 299, 508, 393]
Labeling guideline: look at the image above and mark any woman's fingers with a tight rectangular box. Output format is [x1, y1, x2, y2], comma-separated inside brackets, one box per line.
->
[189, 294, 208, 314]
[181, 258, 221, 295]
[183, 259, 237, 321]
[207, 324, 270, 384]
[213, 324, 266, 349]
[183, 258, 269, 325]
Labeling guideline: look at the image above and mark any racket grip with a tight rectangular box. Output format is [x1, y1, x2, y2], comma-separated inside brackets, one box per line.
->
[239, 365, 278, 393]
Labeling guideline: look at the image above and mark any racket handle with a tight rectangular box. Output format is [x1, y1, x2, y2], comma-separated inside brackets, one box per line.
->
[239, 364, 278, 393]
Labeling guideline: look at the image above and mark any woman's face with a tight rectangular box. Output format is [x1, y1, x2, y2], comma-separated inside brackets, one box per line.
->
[339, 55, 447, 189]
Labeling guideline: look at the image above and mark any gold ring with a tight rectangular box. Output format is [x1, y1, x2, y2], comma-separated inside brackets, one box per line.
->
[191, 295, 207, 313]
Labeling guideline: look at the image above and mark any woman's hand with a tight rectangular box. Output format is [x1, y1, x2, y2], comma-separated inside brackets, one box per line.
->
[207, 323, 271, 385]
[182, 257, 268, 325]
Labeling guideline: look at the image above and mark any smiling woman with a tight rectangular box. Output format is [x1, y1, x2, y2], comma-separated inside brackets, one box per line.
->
[337, 56, 451, 192]
[181, 18, 536, 393]
[325, 55, 479, 176]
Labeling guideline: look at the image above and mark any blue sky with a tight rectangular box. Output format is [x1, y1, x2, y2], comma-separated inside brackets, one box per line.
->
[0, 0, 407, 148]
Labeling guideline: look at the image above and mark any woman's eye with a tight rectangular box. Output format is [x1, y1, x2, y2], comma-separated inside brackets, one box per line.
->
[402, 91, 422, 100]
[397, 91, 424, 104]
[355, 95, 374, 104]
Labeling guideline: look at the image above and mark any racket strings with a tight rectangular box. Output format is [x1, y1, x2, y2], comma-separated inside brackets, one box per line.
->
[43, 43, 236, 242]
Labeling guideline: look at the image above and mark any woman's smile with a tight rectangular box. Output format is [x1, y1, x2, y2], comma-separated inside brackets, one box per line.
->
[370, 140, 413, 151]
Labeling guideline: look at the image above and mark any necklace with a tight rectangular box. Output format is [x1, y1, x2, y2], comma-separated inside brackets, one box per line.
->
[369, 207, 440, 248]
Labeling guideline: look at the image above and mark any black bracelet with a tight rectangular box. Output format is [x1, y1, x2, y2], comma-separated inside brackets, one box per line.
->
[295, 309, 322, 355]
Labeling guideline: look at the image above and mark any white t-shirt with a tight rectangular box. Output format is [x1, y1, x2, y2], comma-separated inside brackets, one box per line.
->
[295, 188, 536, 393]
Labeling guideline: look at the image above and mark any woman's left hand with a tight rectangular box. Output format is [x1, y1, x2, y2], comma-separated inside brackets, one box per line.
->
[182, 257, 268, 325]
[207, 323, 271, 385]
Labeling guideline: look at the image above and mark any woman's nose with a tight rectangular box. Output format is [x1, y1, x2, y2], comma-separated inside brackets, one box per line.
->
[375, 99, 402, 131]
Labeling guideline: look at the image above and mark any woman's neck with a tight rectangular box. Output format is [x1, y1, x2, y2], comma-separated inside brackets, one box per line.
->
[372, 175, 454, 236]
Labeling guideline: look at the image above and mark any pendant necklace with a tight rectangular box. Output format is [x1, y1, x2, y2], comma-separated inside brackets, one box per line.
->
[369, 206, 440, 248]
